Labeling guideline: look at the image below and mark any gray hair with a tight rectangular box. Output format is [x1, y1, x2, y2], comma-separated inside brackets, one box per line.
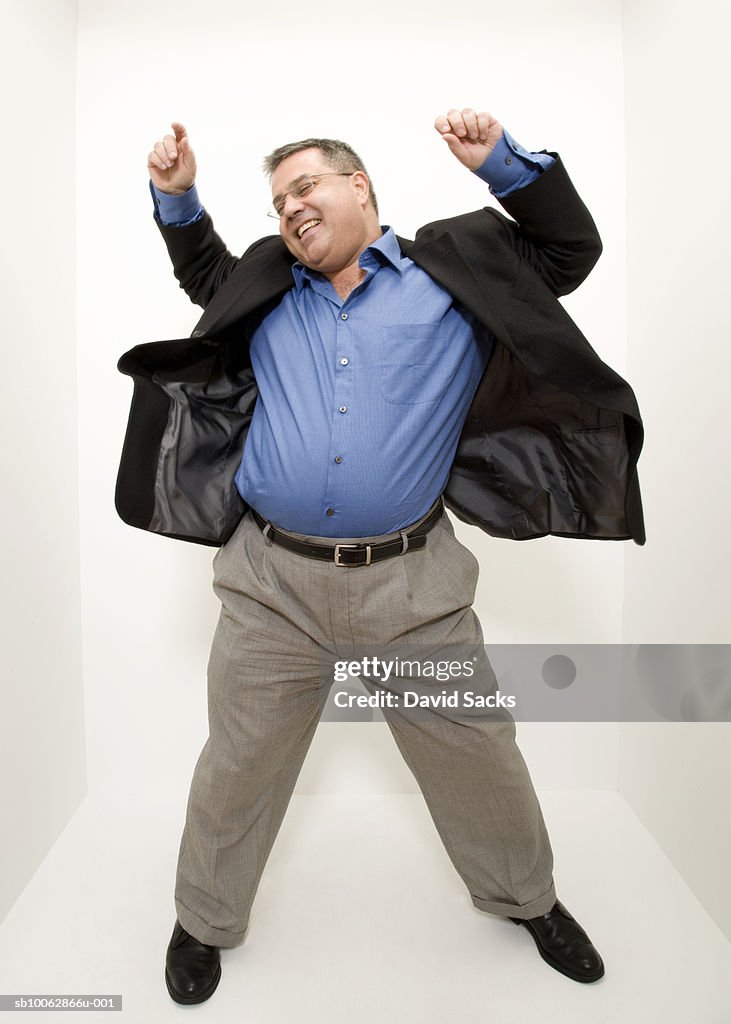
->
[263, 137, 378, 215]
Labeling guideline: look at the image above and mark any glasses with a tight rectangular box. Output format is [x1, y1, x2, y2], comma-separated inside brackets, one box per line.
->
[267, 172, 354, 219]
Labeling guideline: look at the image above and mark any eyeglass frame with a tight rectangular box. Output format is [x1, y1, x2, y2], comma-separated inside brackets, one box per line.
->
[267, 172, 355, 219]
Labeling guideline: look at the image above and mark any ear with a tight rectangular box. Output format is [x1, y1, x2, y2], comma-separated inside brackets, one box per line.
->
[351, 170, 370, 208]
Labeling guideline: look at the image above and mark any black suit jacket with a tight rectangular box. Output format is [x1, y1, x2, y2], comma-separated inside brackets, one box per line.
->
[116, 154, 645, 547]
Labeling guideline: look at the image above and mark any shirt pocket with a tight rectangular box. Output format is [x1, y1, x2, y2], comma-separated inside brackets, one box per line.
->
[378, 324, 448, 405]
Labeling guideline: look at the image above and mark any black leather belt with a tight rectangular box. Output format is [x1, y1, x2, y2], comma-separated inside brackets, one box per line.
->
[250, 499, 444, 567]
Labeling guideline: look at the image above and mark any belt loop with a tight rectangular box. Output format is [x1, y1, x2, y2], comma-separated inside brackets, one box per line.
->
[262, 522, 273, 547]
[399, 530, 409, 554]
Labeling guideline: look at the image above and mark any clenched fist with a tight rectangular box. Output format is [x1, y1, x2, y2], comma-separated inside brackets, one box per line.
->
[434, 108, 503, 171]
[147, 121, 197, 195]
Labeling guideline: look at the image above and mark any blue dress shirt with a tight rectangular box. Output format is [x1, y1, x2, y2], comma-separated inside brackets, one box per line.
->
[151, 132, 554, 535]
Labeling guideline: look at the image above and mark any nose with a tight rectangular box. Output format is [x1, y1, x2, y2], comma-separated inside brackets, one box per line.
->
[281, 189, 306, 220]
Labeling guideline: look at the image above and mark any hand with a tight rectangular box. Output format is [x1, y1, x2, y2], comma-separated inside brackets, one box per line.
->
[434, 108, 503, 171]
[147, 121, 197, 195]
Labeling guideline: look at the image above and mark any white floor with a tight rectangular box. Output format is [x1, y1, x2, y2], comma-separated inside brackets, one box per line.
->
[1, 790, 730, 1023]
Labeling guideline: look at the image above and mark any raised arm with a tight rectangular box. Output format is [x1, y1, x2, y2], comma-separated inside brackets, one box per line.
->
[147, 121, 240, 308]
[434, 107, 602, 295]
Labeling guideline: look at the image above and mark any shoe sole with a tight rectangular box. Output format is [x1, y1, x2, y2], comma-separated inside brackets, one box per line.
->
[509, 918, 605, 984]
[165, 963, 222, 1005]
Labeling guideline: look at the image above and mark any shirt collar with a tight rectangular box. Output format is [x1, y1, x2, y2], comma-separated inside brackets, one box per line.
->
[291, 226, 402, 291]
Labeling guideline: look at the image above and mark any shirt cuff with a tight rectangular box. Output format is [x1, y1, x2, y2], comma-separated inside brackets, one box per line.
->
[149, 180, 205, 226]
[472, 129, 555, 198]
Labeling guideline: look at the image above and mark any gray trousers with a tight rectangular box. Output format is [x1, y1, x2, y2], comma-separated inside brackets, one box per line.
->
[174, 505, 556, 947]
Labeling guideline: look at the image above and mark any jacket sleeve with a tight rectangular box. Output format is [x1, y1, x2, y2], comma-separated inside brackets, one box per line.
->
[154, 211, 266, 310]
[491, 153, 603, 296]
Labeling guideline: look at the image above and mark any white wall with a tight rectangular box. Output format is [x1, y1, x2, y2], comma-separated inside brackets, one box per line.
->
[620, 0, 731, 941]
[0, 0, 85, 923]
[2, 0, 727, 951]
[76, 0, 628, 810]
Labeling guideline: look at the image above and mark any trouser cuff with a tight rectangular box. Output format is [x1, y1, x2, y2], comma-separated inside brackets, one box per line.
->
[175, 899, 248, 948]
[471, 881, 557, 920]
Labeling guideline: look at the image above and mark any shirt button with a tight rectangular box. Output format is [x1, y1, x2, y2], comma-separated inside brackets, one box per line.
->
[340, 357, 349, 365]
[338, 405, 348, 413]
[340, 312, 348, 320]
[505, 156, 513, 165]
[326, 507, 335, 516]
[334, 456, 343, 464]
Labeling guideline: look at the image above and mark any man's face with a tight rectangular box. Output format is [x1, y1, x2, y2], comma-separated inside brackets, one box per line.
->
[271, 148, 379, 276]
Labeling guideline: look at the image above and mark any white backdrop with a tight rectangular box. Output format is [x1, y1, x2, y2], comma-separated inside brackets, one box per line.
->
[0, 0, 84, 924]
[618, 0, 731, 941]
[1, 0, 728, 953]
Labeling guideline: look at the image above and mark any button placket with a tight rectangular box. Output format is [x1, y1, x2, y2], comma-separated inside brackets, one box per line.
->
[325, 303, 355, 522]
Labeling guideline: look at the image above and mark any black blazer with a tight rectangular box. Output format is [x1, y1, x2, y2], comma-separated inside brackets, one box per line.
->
[116, 154, 645, 547]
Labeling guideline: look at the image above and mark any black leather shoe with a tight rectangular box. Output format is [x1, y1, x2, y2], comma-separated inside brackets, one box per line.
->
[509, 900, 605, 983]
[165, 919, 222, 1004]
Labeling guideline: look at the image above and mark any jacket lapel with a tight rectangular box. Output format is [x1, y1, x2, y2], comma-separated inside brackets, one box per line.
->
[192, 238, 296, 338]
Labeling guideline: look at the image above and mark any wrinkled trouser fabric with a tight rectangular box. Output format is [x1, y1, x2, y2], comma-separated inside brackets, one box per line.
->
[174, 507, 556, 947]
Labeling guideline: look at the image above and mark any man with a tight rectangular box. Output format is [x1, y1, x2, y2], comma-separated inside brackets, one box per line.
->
[119, 108, 644, 1004]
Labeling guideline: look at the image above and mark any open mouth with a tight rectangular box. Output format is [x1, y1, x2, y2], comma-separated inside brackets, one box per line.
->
[297, 219, 321, 239]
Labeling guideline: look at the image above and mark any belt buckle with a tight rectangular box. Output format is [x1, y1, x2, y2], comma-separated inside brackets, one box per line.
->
[334, 543, 371, 567]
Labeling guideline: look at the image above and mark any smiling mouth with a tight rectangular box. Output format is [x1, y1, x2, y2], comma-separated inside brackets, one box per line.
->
[297, 219, 321, 239]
